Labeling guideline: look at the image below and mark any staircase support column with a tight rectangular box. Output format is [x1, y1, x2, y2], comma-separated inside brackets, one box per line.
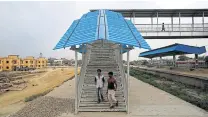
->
[127, 50, 130, 114]
[75, 50, 78, 114]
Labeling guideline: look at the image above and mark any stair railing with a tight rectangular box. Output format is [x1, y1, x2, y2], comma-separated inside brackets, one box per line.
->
[77, 44, 91, 112]
[114, 44, 128, 113]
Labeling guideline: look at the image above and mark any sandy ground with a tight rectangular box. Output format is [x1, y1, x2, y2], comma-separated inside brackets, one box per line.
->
[0, 67, 77, 117]
[47, 76, 208, 117]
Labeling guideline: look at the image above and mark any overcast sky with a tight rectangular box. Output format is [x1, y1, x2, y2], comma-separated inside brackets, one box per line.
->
[0, 0, 208, 61]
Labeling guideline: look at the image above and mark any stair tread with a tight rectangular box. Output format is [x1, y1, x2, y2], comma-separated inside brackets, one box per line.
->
[78, 108, 126, 112]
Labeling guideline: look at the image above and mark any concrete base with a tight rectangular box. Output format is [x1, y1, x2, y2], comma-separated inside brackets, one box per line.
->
[53, 77, 208, 117]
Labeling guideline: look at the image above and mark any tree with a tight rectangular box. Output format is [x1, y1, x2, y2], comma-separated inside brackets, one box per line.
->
[198, 56, 205, 60]
[48, 57, 57, 66]
[122, 60, 127, 65]
[178, 55, 190, 61]
[141, 60, 148, 65]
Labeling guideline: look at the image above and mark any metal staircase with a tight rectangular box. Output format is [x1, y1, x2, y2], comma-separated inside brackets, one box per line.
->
[77, 40, 127, 112]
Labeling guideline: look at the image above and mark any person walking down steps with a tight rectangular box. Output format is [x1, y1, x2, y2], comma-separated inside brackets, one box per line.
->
[95, 69, 105, 103]
[107, 71, 118, 109]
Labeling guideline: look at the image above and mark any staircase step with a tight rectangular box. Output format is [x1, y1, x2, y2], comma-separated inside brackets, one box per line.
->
[82, 90, 123, 94]
[80, 98, 125, 102]
[82, 89, 123, 92]
[89, 59, 115, 60]
[85, 74, 121, 77]
[82, 84, 122, 87]
[87, 65, 118, 67]
[78, 107, 126, 112]
[85, 72, 120, 74]
[79, 103, 125, 107]
[79, 104, 126, 109]
[87, 64, 118, 66]
[81, 94, 124, 98]
[86, 70, 119, 72]
[83, 82, 122, 85]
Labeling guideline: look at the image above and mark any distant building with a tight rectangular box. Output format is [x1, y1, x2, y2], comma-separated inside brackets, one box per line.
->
[23, 56, 36, 69]
[54, 59, 63, 66]
[0, 55, 48, 71]
[36, 57, 48, 69]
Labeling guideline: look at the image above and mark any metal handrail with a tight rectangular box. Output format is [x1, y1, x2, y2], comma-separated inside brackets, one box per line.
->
[77, 45, 91, 111]
[135, 23, 208, 32]
[114, 45, 128, 112]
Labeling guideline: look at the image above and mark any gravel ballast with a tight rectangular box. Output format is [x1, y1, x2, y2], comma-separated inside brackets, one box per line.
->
[9, 96, 75, 117]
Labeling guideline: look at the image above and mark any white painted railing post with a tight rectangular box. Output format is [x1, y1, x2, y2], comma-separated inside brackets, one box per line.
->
[75, 50, 78, 114]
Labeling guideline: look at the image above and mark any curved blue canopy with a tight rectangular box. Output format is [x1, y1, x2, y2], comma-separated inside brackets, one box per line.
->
[54, 10, 151, 50]
[139, 43, 206, 58]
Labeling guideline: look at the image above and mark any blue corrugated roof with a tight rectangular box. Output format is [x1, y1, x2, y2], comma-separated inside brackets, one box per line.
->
[139, 43, 207, 58]
[53, 10, 151, 50]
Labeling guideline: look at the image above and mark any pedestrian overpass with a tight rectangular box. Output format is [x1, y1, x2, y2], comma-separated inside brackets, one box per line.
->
[54, 10, 151, 114]
[91, 9, 208, 39]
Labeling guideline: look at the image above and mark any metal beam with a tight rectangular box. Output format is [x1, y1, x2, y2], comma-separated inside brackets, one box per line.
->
[75, 50, 78, 114]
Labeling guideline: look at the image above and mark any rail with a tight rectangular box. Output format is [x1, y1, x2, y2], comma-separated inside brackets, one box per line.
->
[77, 45, 91, 111]
[114, 45, 128, 113]
[135, 23, 208, 32]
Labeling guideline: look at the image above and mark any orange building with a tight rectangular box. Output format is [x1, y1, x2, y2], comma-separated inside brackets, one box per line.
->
[23, 56, 37, 69]
[36, 57, 47, 69]
[0, 55, 47, 71]
[0, 55, 20, 71]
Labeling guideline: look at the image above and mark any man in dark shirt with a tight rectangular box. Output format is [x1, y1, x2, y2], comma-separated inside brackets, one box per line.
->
[106, 72, 118, 108]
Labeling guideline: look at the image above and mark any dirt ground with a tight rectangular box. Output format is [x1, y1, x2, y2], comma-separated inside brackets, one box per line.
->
[0, 67, 78, 117]
[157, 67, 208, 78]
[171, 68, 208, 77]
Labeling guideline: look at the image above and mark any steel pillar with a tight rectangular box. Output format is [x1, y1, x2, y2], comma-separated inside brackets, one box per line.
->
[173, 55, 176, 67]
[151, 17, 153, 30]
[192, 16, 194, 31]
[202, 12, 204, 32]
[157, 12, 158, 32]
[133, 12, 135, 24]
[75, 50, 78, 114]
[195, 54, 198, 68]
[179, 12, 181, 35]
[171, 17, 173, 31]
[159, 56, 162, 68]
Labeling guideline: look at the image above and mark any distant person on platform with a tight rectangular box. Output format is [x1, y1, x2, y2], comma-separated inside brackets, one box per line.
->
[95, 69, 105, 103]
[106, 71, 118, 109]
[161, 22, 165, 31]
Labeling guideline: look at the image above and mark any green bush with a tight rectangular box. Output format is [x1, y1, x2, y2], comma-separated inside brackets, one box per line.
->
[24, 89, 53, 102]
